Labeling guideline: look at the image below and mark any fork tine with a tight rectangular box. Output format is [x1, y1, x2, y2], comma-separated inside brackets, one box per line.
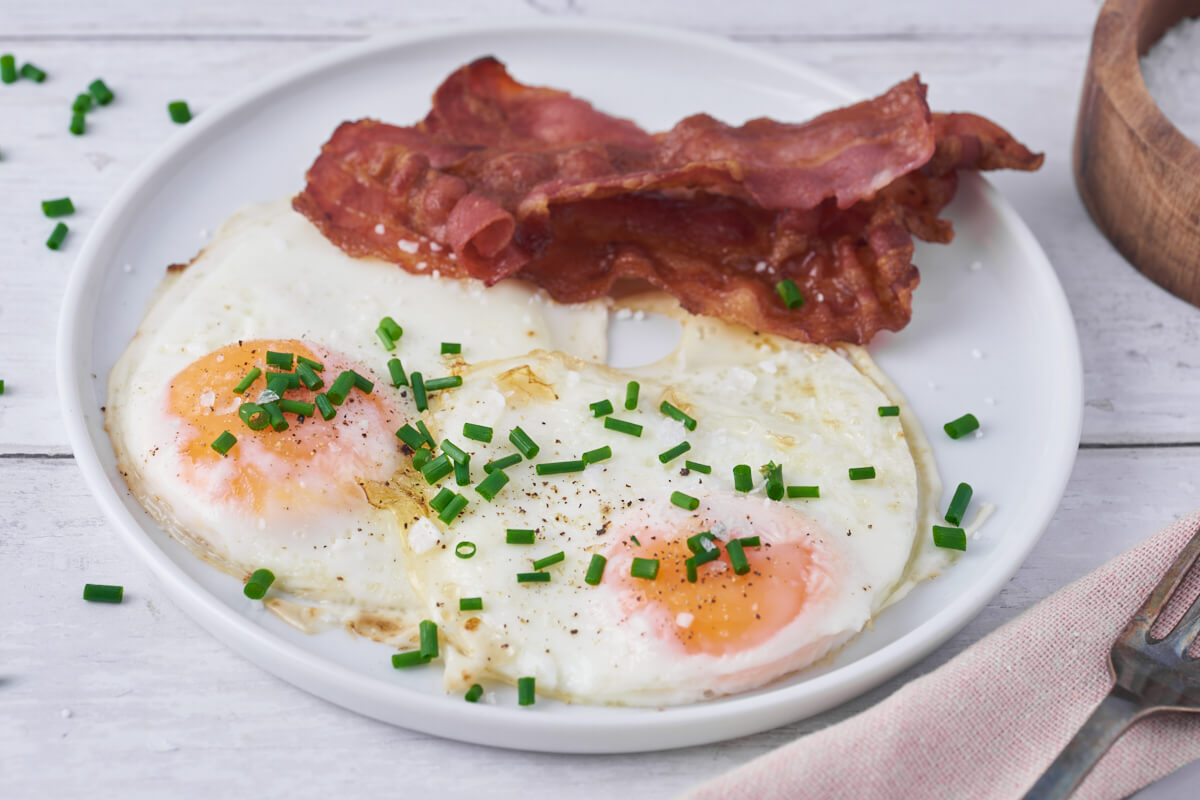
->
[1165, 589, 1200, 654]
[1127, 524, 1200, 634]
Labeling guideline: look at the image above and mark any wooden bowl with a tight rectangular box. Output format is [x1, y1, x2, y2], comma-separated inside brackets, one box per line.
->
[1075, 0, 1200, 306]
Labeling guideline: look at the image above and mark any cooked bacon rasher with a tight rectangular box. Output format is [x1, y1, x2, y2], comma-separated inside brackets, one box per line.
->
[295, 57, 1041, 344]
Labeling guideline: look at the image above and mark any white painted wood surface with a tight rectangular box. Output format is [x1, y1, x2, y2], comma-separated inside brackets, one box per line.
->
[3, 1, 1199, 796]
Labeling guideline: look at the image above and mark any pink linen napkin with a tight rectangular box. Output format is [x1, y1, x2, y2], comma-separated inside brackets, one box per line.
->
[687, 512, 1200, 800]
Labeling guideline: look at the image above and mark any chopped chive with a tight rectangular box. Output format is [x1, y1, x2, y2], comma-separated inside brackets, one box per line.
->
[326, 371, 356, 405]
[787, 485, 820, 498]
[603, 417, 642, 437]
[932, 525, 967, 551]
[658, 441, 691, 464]
[727, 539, 750, 575]
[535, 459, 586, 476]
[687, 532, 718, 554]
[391, 650, 429, 669]
[376, 325, 396, 351]
[46, 222, 68, 250]
[475, 469, 510, 501]
[314, 393, 336, 420]
[441, 342, 461, 355]
[630, 557, 659, 580]
[88, 78, 114, 105]
[507, 529, 536, 545]
[582, 445, 611, 464]
[379, 316, 402, 340]
[764, 462, 783, 501]
[462, 422, 493, 443]
[630, 535, 641, 546]
[279, 399, 315, 417]
[387, 358, 407, 387]
[484, 453, 522, 473]
[518, 676, 536, 706]
[243, 568, 275, 599]
[775, 278, 804, 309]
[297, 355, 323, 372]
[0, 55, 15, 84]
[20, 63, 46, 82]
[532, 551, 565, 570]
[42, 197, 74, 218]
[460, 597, 483, 611]
[238, 402, 268, 431]
[396, 423, 426, 451]
[69, 113, 85, 136]
[265, 372, 298, 397]
[168, 100, 192, 123]
[421, 453, 453, 484]
[684, 460, 711, 474]
[296, 362, 323, 390]
[211, 430, 237, 455]
[692, 543, 720, 566]
[82, 583, 123, 603]
[945, 482, 974, 526]
[878, 405, 900, 417]
[415, 420, 436, 448]
[849, 466, 876, 481]
[739, 536, 762, 548]
[660, 401, 697, 431]
[671, 491, 700, 511]
[424, 376, 463, 392]
[265, 350, 293, 369]
[589, 399, 614, 417]
[351, 371, 373, 394]
[419, 620, 439, 659]
[509, 426, 539, 459]
[441, 439, 469, 464]
[263, 402, 288, 431]
[465, 684, 484, 703]
[233, 367, 261, 394]
[72, 93, 92, 114]
[412, 447, 433, 470]
[685, 557, 698, 583]
[733, 464, 753, 492]
[0, 380, 4, 394]
[411, 372, 427, 411]
[430, 488, 455, 512]
[624, 381, 640, 410]
[517, 572, 551, 583]
[438, 493, 469, 524]
[454, 457, 470, 487]
[944, 413, 980, 440]
[584, 553, 606, 585]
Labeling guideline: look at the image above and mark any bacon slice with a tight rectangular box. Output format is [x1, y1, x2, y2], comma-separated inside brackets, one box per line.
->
[295, 58, 1041, 344]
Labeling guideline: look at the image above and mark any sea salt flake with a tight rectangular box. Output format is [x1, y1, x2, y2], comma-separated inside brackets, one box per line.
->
[676, 612, 694, 629]
[374, 223, 386, 235]
[397, 239, 419, 254]
[409, 518, 441, 554]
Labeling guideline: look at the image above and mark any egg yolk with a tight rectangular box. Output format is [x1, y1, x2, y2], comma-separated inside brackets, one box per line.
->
[167, 338, 403, 514]
[610, 501, 836, 657]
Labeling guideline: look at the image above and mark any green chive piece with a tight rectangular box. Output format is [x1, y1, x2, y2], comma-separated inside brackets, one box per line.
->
[351, 371, 373, 394]
[532, 552, 565, 570]
[88, 78, 114, 105]
[733, 464, 753, 492]
[263, 402, 288, 431]
[944, 413, 980, 440]
[764, 462, 783, 501]
[438, 493, 469, 524]
[72, 93, 92, 114]
[454, 457, 471, 487]
[297, 355, 324, 372]
[945, 482, 974, 526]
[391, 650, 429, 669]
[296, 362, 323, 390]
[624, 381, 640, 410]
[376, 325, 396, 351]
[455, 541, 476, 559]
[509, 426, 539, 459]
[46, 222, 68, 250]
[20, 63, 46, 82]
[326, 371, 355, 405]
[69, 113, 85, 136]
[739, 536, 762, 548]
[603, 417, 642, 437]
[517, 572, 551, 584]
[463, 423, 493, 443]
[465, 684, 484, 702]
[687, 531, 718, 554]
[168, 100, 192, 123]
[396, 424, 426, 451]
[233, 367, 261, 394]
[727, 539, 750, 575]
[535, 459, 586, 476]
[421, 453, 453, 485]
[849, 466, 876, 481]
[878, 405, 900, 417]
[441, 439, 469, 465]
[42, 197, 75, 218]
[411, 372, 427, 411]
[660, 401, 698, 431]
[419, 620, 439, 659]
[484, 453, 522, 473]
[658, 441, 691, 464]
[584, 553, 607, 586]
[415, 420, 436, 448]
[386, 358, 407, 387]
[692, 544, 720, 566]
[685, 557, 698, 583]
[412, 447, 433, 470]
[630, 557, 659, 580]
[475, 469, 510, 502]
[787, 485, 820, 498]
[506, 529, 536, 545]
[0, 55, 15, 84]
[243, 568, 275, 599]
[430, 487, 455, 513]
[441, 342, 461, 355]
[671, 491, 700, 511]
[932, 525, 967, 551]
[0, 380, 4, 394]
[589, 399, 614, 417]
[518, 676, 536, 706]
[582, 445, 612, 464]
[265, 372, 298, 396]
[279, 399, 315, 417]
[630, 535, 641, 547]
[314, 393, 336, 420]
[238, 402, 268, 431]
[265, 350, 293, 369]
[379, 316, 402, 340]
[460, 597, 483, 611]
[82, 583, 123, 603]
[424, 376, 463, 392]
[775, 278, 804, 309]
[211, 430, 237, 455]
[684, 460, 711, 474]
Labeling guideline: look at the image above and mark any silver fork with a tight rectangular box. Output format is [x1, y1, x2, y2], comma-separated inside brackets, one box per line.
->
[1023, 526, 1200, 798]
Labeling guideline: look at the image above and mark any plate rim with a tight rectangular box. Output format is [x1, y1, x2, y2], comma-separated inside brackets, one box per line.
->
[55, 17, 1084, 754]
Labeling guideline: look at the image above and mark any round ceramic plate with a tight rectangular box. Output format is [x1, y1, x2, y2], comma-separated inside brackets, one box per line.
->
[57, 20, 1082, 753]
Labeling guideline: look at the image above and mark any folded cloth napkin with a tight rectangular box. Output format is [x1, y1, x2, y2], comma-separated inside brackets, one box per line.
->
[687, 512, 1200, 800]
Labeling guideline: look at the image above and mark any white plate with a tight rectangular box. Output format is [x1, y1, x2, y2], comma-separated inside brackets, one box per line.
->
[57, 19, 1082, 753]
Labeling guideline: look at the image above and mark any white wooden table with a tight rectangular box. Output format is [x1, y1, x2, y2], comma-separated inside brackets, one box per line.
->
[3, 1, 1199, 796]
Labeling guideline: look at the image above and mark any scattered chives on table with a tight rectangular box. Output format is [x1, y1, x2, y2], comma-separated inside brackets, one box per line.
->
[168, 100, 192, 123]
[88, 78, 114, 105]
[945, 482, 974, 526]
[0, 54, 16, 84]
[82, 583, 123, 603]
[69, 113, 85, 136]
[243, 568, 275, 599]
[46, 222, 68, 250]
[41, 197, 75, 217]
[944, 413, 980, 440]
[19, 62, 46, 82]
[71, 93, 92, 114]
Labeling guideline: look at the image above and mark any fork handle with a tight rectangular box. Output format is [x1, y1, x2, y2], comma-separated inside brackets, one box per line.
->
[1022, 687, 1150, 799]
